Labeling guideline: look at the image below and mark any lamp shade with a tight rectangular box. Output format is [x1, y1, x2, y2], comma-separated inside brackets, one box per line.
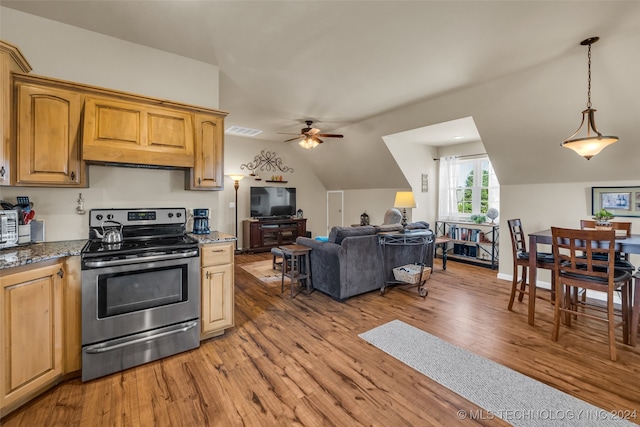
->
[227, 174, 244, 182]
[394, 191, 416, 209]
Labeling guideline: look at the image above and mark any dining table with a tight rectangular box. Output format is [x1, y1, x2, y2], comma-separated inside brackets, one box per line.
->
[528, 228, 640, 346]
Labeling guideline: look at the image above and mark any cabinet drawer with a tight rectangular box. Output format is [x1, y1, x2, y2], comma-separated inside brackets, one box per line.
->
[201, 243, 233, 267]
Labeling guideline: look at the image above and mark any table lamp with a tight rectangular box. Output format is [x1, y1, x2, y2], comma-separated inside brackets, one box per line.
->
[394, 191, 416, 231]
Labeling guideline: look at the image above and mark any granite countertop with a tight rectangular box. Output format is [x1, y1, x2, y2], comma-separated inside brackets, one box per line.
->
[1, 232, 236, 270]
[0, 240, 87, 270]
[188, 231, 237, 244]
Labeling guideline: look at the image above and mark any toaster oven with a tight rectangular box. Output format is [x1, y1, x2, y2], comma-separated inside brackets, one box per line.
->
[0, 210, 19, 249]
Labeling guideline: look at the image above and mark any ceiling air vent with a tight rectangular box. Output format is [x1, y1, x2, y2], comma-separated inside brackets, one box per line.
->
[225, 126, 262, 137]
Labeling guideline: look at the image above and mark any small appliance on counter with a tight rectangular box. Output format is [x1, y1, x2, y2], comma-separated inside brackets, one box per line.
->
[192, 208, 210, 234]
[0, 210, 19, 249]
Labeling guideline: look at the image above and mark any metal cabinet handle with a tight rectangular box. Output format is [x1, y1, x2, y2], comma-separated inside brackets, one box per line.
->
[57, 268, 64, 278]
[0, 166, 5, 177]
[70, 171, 76, 181]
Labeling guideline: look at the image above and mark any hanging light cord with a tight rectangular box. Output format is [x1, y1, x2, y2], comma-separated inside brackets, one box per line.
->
[586, 42, 592, 109]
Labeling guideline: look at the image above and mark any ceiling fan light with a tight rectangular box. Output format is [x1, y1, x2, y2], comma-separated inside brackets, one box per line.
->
[298, 137, 318, 149]
[561, 108, 618, 160]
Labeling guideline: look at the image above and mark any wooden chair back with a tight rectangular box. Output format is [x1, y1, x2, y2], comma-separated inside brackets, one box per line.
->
[552, 227, 615, 288]
[507, 219, 527, 258]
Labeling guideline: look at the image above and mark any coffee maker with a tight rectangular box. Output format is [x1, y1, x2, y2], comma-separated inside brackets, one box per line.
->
[192, 208, 210, 234]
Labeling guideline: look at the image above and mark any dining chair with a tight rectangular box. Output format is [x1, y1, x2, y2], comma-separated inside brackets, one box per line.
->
[550, 227, 632, 361]
[579, 220, 634, 268]
[507, 219, 555, 316]
[577, 220, 635, 306]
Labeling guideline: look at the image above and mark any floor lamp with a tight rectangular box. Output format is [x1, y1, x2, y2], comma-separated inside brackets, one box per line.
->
[227, 174, 244, 252]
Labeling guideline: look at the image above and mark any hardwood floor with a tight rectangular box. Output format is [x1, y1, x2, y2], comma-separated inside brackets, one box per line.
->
[3, 253, 639, 426]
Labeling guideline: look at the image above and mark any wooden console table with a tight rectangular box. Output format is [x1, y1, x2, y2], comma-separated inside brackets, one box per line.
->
[242, 218, 307, 252]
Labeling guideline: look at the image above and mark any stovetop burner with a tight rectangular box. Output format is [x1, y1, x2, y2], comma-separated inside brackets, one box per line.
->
[82, 208, 200, 259]
[82, 234, 199, 257]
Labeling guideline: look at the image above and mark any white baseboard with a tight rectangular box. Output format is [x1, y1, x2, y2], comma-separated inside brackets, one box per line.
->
[497, 273, 613, 302]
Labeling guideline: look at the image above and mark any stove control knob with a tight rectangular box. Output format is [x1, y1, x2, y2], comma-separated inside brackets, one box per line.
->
[96, 214, 103, 221]
[107, 214, 114, 220]
[176, 212, 182, 218]
[168, 213, 174, 218]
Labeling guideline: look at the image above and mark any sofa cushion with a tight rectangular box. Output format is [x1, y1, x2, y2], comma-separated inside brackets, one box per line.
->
[328, 226, 377, 244]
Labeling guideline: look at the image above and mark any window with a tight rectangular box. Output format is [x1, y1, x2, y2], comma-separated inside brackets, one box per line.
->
[438, 155, 499, 221]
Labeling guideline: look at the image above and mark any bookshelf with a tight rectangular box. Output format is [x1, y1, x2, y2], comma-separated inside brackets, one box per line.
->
[435, 220, 499, 269]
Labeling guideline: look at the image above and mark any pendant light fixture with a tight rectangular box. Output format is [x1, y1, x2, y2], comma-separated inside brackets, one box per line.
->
[561, 36, 618, 160]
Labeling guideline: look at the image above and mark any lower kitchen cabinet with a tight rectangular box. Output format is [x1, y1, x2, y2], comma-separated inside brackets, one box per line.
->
[0, 257, 81, 417]
[200, 241, 235, 340]
[0, 260, 64, 416]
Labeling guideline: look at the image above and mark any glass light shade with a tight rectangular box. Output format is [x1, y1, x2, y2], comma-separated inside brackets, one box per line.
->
[561, 108, 618, 160]
[394, 191, 416, 209]
[298, 137, 319, 149]
[227, 174, 244, 182]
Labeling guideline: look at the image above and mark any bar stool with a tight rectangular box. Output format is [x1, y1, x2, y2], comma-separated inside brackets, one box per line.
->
[271, 247, 284, 271]
[279, 244, 312, 299]
[631, 269, 640, 347]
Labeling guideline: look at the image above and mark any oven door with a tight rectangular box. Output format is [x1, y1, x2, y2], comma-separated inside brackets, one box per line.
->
[81, 253, 200, 345]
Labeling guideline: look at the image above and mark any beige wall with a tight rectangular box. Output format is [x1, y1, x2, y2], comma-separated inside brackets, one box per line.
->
[499, 182, 640, 286]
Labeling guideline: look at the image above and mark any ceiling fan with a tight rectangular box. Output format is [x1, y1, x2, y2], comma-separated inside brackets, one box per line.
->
[281, 120, 343, 149]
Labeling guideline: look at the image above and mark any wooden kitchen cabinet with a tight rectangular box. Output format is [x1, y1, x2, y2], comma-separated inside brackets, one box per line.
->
[0, 41, 31, 186]
[186, 113, 225, 190]
[200, 242, 234, 340]
[0, 260, 65, 416]
[83, 96, 195, 168]
[14, 78, 86, 187]
[63, 256, 82, 374]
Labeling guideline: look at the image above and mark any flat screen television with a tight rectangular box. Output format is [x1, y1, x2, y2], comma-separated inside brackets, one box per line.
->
[250, 186, 297, 219]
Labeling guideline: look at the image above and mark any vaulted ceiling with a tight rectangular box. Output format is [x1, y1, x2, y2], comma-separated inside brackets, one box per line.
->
[2, 1, 639, 189]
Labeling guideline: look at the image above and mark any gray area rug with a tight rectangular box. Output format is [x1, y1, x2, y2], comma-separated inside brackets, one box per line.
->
[359, 320, 635, 427]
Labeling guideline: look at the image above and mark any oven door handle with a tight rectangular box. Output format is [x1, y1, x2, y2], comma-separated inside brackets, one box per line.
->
[84, 249, 200, 268]
[83, 321, 199, 354]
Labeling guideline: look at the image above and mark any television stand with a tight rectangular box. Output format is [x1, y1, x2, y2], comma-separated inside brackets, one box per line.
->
[242, 218, 307, 253]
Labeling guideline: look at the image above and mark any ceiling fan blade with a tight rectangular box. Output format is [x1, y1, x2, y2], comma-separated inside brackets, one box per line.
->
[308, 128, 321, 135]
[312, 136, 324, 144]
[316, 133, 344, 138]
[283, 136, 304, 142]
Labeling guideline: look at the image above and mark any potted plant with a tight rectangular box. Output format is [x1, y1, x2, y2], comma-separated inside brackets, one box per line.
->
[593, 208, 614, 229]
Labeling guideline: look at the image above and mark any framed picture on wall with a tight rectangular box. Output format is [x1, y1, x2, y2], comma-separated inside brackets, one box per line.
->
[592, 186, 640, 217]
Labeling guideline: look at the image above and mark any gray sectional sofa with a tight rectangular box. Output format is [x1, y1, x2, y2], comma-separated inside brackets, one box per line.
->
[296, 222, 434, 301]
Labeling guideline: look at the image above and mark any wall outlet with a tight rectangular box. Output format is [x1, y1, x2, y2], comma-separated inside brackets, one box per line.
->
[229, 202, 235, 208]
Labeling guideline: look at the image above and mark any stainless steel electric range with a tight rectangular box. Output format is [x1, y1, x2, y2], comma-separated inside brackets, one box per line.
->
[80, 208, 200, 381]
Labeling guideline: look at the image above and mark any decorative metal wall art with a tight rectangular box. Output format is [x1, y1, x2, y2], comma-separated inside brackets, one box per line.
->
[240, 150, 294, 175]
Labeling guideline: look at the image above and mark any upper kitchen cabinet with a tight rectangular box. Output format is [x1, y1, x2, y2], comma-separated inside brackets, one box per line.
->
[14, 76, 86, 187]
[0, 41, 31, 186]
[186, 113, 225, 190]
[83, 97, 195, 168]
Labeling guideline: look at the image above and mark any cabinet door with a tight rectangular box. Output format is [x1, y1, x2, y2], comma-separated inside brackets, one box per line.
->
[0, 263, 64, 412]
[15, 83, 85, 186]
[201, 264, 234, 337]
[83, 97, 194, 168]
[0, 42, 31, 186]
[187, 114, 224, 190]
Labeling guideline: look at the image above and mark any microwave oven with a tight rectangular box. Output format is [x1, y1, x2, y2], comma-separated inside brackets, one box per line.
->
[0, 210, 19, 249]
